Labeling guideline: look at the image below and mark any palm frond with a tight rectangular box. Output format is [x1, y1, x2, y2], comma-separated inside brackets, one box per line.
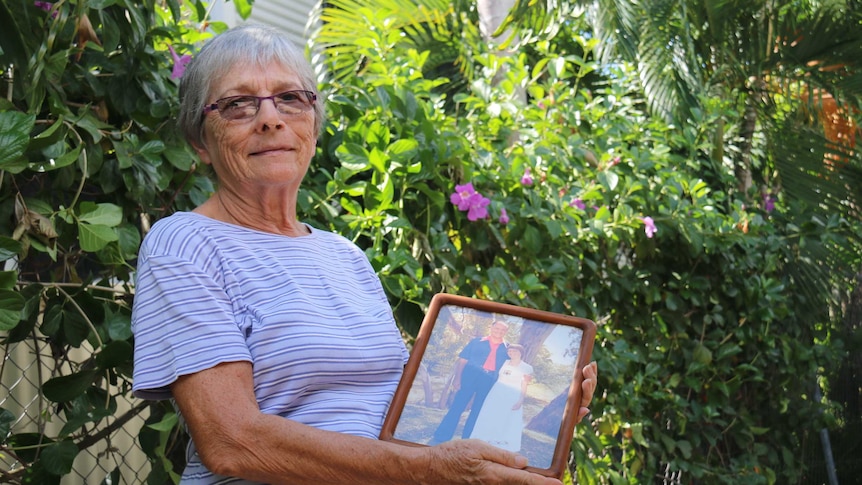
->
[312, 0, 478, 91]
[312, 0, 448, 75]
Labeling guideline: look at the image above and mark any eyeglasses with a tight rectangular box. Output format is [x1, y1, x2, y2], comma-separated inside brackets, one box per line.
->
[203, 90, 317, 121]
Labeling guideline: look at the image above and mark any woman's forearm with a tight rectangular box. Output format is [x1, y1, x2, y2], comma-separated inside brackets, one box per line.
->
[202, 412, 428, 484]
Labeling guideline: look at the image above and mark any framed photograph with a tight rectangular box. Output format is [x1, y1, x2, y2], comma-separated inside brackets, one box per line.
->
[380, 293, 597, 479]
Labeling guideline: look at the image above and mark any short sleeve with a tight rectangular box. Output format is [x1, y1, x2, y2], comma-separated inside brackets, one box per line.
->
[131, 253, 252, 400]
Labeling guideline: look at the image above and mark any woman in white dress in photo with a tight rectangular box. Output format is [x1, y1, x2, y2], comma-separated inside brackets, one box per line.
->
[469, 344, 534, 452]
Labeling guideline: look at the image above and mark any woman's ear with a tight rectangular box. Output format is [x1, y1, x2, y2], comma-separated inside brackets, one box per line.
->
[192, 140, 212, 166]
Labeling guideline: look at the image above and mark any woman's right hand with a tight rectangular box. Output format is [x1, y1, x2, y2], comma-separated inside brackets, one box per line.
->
[417, 439, 563, 485]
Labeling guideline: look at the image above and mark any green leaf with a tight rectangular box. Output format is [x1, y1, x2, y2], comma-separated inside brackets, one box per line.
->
[138, 140, 165, 162]
[62, 310, 92, 348]
[59, 391, 115, 437]
[163, 144, 195, 170]
[693, 342, 713, 365]
[40, 144, 82, 171]
[387, 138, 419, 160]
[95, 340, 133, 369]
[0, 236, 22, 261]
[147, 411, 179, 432]
[0, 111, 36, 173]
[42, 370, 98, 403]
[30, 116, 66, 148]
[78, 223, 119, 252]
[73, 112, 110, 143]
[232, 0, 253, 19]
[598, 170, 619, 192]
[0, 1, 28, 69]
[0, 289, 25, 331]
[40, 304, 63, 337]
[106, 310, 132, 341]
[522, 224, 543, 254]
[40, 439, 79, 476]
[0, 270, 17, 289]
[22, 462, 61, 485]
[116, 224, 142, 260]
[676, 439, 692, 459]
[78, 203, 124, 227]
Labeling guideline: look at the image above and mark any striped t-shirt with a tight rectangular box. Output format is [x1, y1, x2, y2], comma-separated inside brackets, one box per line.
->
[131, 212, 409, 484]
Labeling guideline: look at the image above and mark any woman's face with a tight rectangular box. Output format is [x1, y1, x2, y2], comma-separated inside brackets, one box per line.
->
[195, 62, 317, 194]
[508, 347, 522, 359]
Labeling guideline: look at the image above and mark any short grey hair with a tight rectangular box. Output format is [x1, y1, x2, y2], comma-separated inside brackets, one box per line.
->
[177, 23, 324, 148]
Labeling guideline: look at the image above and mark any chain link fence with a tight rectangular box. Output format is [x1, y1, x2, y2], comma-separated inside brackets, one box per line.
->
[1, 332, 151, 484]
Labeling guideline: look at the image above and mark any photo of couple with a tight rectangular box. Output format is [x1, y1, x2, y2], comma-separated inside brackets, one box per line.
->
[389, 303, 587, 470]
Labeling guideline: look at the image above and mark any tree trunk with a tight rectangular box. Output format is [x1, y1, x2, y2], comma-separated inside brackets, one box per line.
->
[517, 319, 555, 364]
[477, 0, 516, 43]
[476, 0, 525, 105]
[737, 85, 762, 194]
[526, 389, 567, 436]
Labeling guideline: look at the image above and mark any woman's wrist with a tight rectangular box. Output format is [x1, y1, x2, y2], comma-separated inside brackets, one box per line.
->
[394, 444, 434, 484]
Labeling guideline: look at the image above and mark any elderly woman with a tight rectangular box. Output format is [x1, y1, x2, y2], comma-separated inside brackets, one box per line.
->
[131, 23, 598, 484]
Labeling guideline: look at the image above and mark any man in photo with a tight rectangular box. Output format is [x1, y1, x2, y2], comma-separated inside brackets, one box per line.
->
[430, 320, 510, 444]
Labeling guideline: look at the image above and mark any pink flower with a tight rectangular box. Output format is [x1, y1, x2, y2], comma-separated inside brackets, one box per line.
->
[498, 208, 510, 225]
[467, 195, 491, 221]
[520, 167, 533, 186]
[450, 182, 491, 221]
[168, 45, 192, 79]
[569, 198, 586, 210]
[641, 216, 657, 238]
[34, 1, 57, 17]
[450, 183, 480, 210]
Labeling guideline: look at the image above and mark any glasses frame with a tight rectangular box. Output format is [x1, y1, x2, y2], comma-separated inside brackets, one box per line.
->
[202, 90, 317, 121]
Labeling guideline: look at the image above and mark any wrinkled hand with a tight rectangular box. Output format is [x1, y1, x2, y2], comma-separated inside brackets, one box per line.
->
[422, 439, 563, 485]
[575, 361, 598, 424]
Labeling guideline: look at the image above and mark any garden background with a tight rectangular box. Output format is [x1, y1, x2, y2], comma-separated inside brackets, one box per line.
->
[1, 0, 861, 484]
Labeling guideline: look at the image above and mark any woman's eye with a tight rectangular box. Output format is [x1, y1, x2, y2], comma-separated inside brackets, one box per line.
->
[278, 92, 300, 103]
[224, 97, 255, 109]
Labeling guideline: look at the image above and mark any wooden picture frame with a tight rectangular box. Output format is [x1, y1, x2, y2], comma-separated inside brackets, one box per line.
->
[380, 293, 597, 479]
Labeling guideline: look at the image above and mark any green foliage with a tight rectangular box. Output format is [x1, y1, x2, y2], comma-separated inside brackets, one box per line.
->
[310, 4, 861, 483]
[0, 1, 220, 482]
[1, 1, 858, 484]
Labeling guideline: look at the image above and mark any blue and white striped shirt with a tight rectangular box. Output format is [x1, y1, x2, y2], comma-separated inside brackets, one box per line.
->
[131, 212, 409, 484]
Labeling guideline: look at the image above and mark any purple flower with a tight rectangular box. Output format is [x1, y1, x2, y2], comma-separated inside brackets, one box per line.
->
[450, 182, 491, 221]
[498, 208, 510, 225]
[168, 45, 193, 79]
[520, 167, 533, 186]
[34, 1, 52, 11]
[467, 196, 491, 221]
[450, 183, 480, 211]
[641, 216, 657, 238]
[569, 198, 586, 210]
[763, 194, 776, 213]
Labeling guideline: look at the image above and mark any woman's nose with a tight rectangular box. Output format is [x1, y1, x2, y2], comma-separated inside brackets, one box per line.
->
[256, 98, 284, 130]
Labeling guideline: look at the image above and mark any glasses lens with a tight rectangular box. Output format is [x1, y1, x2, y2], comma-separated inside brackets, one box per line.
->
[274, 91, 314, 115]
[217, 96, 259, 120]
